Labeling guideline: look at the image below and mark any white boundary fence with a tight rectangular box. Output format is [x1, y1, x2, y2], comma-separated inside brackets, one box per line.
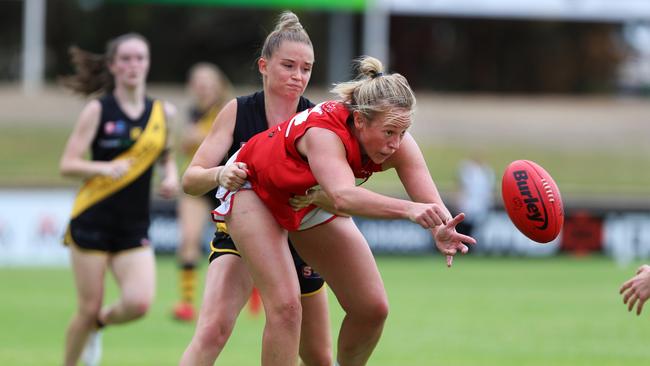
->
[1, 189, 648, 266]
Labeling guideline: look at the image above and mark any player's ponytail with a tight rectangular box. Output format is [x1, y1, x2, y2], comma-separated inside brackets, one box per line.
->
[331, 56, 416, 126]
[60, 33, 149, 96]
[261, 11, 312, 60]
[60, 46, 111, 96]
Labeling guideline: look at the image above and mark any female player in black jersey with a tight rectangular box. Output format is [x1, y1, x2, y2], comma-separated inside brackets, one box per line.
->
[180, 11, 332, 366]
[173, 62, 233, 321]
[59, 33, 179, 366]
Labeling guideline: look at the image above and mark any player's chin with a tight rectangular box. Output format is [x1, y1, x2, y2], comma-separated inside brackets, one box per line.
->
[284, 88, 305, 98]
[371, 153, 392, 164]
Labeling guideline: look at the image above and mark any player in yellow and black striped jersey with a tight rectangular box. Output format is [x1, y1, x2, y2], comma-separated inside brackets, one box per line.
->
[64, 94, 163, 252]
[173, 63, 233, 321]
[59, 33, 179, 366]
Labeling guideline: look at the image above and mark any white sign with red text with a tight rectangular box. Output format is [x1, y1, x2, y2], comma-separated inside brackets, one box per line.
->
[0, 190, 74, 266]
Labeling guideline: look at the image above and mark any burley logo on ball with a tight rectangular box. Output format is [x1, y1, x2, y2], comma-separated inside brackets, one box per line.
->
[512, 169, 548, 230]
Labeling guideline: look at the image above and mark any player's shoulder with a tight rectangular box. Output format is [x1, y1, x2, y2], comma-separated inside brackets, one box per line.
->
[80, 98, 102, 118]
[309, 101, 349, 125]
[84, 98, 102, 110]
[318, 100, 344, 113]
[223, 98, 238, 111]
[220, 98, 238, 119]
[236, 91, 262, 107]
[209, 98, 238, 131]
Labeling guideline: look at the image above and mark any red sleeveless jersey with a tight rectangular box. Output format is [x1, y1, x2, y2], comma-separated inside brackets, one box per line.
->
[235, 101, 382, 230]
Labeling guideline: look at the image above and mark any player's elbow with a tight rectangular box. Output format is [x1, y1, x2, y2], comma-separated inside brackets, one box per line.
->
[181, 169, 207, 196]
[181, 173, 199, 195]
[59, 158, 74, 178]
[329, 188, 357, 214]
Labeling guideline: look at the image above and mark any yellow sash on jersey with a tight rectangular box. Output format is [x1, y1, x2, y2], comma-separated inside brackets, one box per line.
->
[69, 100, 167, 219]
[197, 104, 220, 136]
[216, 222, 228, 233]
[180, 104, 221, 170]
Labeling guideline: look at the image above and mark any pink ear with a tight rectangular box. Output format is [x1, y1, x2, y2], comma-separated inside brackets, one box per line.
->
[257, 58, 266, 75]
[352, 111, 364, 128]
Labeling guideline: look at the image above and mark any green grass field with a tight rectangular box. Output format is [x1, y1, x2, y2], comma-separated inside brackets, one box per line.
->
[1, 99, 649, 365]
[1, 255, 649, 365]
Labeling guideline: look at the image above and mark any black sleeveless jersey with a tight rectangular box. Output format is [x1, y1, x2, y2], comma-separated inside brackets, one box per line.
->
[75, 94, 160, 226]
[225, 91, 314, 164]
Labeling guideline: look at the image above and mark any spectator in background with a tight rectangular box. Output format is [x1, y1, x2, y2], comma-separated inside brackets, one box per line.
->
[455, 154, 495, 238]
[173, 62, 233, 321]
[58, 33, 179, 366]
[620, 264, 650, 315]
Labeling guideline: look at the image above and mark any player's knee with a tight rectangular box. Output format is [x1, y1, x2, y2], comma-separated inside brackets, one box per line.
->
[124, 297, 152, 319]
[300, 347, 333, 366]
[267, 297, 302, 331]
[196, 319, 235, 350]
[350, 296, 389, 327]
[78, 298, 102, 320]
[365, 298, 389, 325]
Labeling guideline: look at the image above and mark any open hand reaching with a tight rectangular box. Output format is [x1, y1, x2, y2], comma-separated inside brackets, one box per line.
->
[433, 213, 477, 268]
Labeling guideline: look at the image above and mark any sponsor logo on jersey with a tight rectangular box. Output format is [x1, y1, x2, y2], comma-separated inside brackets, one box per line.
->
[302, 265, 322, 279]
[130, 126, 142, 140]
[104, 120, 128, 136]
[104, 121, 116, 135]
[114, 120, 127, 135]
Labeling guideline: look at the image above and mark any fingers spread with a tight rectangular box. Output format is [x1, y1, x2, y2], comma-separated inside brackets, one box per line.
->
[628, 294, 639, 312]
[453, 232, 477, 245]
[444, 248, 457, 256]
[637, 299, 646, 316]
[620, 281, 632, 294]
[447, 212, 466, 227]
[623, 289, 633, 304]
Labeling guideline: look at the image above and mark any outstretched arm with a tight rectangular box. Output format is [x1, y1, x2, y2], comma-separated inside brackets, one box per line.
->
[300, 127, 449, 228]
[383, 133, 477, 266]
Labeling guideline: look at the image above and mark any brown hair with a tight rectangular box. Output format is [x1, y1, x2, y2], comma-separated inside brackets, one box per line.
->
[60, 33, 149, 96]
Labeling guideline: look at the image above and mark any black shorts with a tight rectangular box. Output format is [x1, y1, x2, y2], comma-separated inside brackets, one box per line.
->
[64, 218, 150, 253]
[209, 230, 325, 296]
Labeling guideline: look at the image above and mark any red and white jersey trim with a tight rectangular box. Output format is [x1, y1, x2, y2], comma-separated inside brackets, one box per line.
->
[210, 150, 337, 231]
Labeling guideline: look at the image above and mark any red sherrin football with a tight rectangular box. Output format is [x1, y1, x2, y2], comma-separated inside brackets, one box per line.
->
[501, 160, 564, 243]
